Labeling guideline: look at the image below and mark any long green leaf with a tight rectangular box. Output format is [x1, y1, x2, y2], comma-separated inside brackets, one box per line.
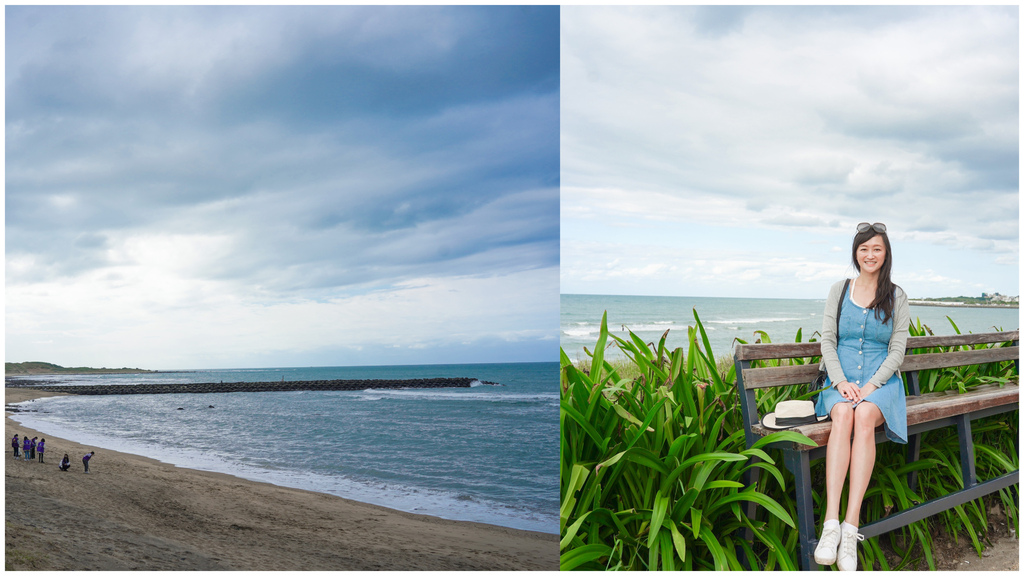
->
[660, 531, 676, 571]
[668, 519, 687, 563]
[560, 543, 611, 571]
[751, 430, 818, 450]
[740, 514, 797, 570]
[648, 491, 670, 548]
[623, 447, 671, 475]
[742, 460, 786, 491]
[560, 401, 608, 452]
[626, 397, 668, 450]
[708, 490, 796, 529]
[698, 529, 729, 570]
[612, 402, 652, 431]
[560, 463, 590, 530]
[560, 511, 592, 551]
[661, 452, 745, 492]
[591, 311, 609, 381]
[976, 444, 1016, 473]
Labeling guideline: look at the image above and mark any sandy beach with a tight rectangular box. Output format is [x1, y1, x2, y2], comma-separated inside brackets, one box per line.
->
[5, 388, 557, 571]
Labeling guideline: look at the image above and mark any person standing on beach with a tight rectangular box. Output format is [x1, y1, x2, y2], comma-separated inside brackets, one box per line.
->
[23, 437, 31, 461]
[37, 438, 46, 463]
[30, 437, 37, 460]
[12, 434, 20, 459]
[812, 222, 909, 572]
[83, 451, 94, 473]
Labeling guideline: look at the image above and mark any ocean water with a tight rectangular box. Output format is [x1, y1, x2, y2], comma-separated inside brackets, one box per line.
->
[562, 294, 1019, 363]
[8, 362, 558, 534]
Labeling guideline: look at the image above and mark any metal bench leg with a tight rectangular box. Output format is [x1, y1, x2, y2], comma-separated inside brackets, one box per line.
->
[955, 415, 977, 488]
[784, 450, 820, 571]
[906, 433, 922, 494]
[738, 459, 763, 569]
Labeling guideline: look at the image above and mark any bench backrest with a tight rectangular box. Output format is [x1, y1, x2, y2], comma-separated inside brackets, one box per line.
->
[734, 330, 1019, 391]
[733, 330, 1019, 441]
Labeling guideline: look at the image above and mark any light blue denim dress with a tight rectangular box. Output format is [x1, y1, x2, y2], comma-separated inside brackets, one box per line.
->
[815, 289, 909, 444]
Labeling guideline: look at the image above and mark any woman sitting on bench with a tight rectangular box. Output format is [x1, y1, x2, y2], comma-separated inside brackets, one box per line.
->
[813, 222, 910, 571]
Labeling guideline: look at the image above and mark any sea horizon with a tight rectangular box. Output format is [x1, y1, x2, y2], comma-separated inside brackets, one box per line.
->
[562, 291, 1020, 302]
[6, 359, 556, 377]
[561, 293, 1020, 363]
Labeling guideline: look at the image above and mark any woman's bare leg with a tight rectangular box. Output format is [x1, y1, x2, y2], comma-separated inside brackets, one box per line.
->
[845, 401, 885, 526]
[824, 402, 854, 522]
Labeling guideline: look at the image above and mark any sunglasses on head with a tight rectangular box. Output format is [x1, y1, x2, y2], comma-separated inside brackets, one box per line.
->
[857, 222, 886, 234]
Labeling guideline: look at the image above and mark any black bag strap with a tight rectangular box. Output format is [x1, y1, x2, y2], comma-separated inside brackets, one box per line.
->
[837, 278, 850, 331]
[818, 278, 850, 377]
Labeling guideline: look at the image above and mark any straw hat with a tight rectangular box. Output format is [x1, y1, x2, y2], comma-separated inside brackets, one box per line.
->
[761, 400, 829, 430]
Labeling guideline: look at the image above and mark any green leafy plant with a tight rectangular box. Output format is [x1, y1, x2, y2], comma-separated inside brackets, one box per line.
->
[561, 310, 815, 569]
[561, 311, 1018, 571]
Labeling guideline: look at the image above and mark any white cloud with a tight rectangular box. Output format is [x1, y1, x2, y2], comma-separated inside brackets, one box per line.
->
[562, 6, 1018, 298]
[6, 266, 558, 369]
[6, 6, 560, 368]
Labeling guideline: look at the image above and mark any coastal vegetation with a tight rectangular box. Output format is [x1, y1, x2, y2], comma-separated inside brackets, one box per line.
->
[560, 311, 1018, 570]
[4, 362, 154, 375]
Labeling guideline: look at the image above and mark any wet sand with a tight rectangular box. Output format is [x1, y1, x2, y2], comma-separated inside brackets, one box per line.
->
[5, 388, 557, 570]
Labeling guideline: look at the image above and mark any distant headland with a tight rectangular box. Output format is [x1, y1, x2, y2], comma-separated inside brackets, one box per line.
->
[909, 292, 1019, 309]
[4, 361, 156, 375]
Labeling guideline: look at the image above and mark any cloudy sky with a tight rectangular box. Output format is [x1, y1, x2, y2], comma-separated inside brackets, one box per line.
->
[6, 6, 559, 369]
[561, 6, 1018, 300]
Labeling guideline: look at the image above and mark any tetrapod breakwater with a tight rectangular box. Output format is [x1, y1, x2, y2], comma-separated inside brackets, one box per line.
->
[6, 378, 497, 396]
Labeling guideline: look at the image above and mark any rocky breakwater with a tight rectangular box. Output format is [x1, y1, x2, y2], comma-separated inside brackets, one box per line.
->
[12, 378, 499, 396]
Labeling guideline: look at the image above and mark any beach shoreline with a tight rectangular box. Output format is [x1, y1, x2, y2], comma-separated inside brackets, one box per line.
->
[5, 388, 557, 570]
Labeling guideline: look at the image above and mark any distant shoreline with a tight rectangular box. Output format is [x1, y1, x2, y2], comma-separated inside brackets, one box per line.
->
[5, 361, 159, 376]
[562, 293, 1019, 308]
[6, 370, 162, 375]
[908, 301, 1019, 309]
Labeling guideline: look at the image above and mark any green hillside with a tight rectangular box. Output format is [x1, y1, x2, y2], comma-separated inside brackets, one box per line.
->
[5, 362, 154, 375]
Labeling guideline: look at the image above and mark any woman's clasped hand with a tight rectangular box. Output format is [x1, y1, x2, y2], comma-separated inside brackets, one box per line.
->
[834, 380, 877, 404]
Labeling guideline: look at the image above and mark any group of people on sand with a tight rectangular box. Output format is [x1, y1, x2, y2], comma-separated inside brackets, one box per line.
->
[12, 433, 94, 473]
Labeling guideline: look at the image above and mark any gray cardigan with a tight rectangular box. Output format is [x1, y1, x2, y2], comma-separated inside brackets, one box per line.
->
[820, 278, 910, 388]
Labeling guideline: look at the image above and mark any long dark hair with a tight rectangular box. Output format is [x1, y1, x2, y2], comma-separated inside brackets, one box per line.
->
[851, 228, 896, 324]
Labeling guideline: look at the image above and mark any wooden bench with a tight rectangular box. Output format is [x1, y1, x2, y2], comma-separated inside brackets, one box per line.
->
[733, 330, 1019, 570]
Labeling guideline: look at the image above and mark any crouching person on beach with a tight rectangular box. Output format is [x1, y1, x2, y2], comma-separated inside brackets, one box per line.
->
[59, 454, 71, 472]
[83, 451, 95, 473]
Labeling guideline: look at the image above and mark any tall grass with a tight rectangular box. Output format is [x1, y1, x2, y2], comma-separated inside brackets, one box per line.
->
[561, 310, 1018, 570]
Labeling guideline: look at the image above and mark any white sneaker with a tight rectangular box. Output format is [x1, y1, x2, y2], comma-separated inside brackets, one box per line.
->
[837, 524, 864, 571]
[813, 522, 841, 565]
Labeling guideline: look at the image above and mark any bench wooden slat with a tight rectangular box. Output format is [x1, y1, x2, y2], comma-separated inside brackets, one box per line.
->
[734, 342, 822, 361]
[750, 383, 1019, 450]
[741, 364, 821, 389]
[901, 346, 1019, 371]
[733, 330, 1019, 362]
[906, 384, 1019, 424]
[907, 330, 1018, 349]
